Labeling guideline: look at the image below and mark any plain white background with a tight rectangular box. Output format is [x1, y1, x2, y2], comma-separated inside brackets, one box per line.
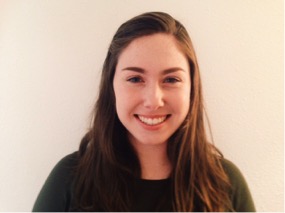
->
[0, 0, 283, 211]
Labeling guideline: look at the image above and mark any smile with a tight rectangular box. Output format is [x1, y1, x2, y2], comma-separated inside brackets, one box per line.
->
[136, 115, 168, 126]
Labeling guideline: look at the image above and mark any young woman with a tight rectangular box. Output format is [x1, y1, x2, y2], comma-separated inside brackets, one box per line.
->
[33, 12, 255, 212]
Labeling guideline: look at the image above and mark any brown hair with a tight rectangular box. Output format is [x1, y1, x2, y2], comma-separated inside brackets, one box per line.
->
[74, 12, 232, 211]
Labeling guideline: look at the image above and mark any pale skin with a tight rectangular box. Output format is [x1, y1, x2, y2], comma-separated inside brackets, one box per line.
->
[113, 33, 191, 180]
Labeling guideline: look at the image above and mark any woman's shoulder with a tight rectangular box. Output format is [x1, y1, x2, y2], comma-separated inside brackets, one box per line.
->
[220, 157, 256, 212]
[48, 151, 79, 179]
[32, 151, 79, 212]
[54, 151, 79, 169]
[220, 158, 244, 181]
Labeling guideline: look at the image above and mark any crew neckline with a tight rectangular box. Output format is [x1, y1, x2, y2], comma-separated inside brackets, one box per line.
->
[136, 177, 171, 184]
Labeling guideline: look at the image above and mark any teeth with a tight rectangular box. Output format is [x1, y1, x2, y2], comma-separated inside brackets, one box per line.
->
[138, 115, 167, 126]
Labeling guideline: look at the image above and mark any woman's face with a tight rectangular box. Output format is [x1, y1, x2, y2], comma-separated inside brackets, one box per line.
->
[113, 33, 191, 148]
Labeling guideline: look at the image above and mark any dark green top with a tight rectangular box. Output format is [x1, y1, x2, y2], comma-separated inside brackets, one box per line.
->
[32, 152, 256, 212]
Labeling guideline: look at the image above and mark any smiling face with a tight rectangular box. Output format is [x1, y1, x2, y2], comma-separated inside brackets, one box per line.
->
[113, 33, 191, 149]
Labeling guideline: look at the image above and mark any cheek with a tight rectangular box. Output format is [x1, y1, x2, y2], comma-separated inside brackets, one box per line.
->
[114, 84, 138, 115]
[171, 87, 190, 103]
[171, 88, 191, 116]
[172, 94, 189, 110]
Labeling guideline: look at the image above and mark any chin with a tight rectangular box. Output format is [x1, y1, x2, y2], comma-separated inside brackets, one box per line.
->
[130, 135, 169, 146]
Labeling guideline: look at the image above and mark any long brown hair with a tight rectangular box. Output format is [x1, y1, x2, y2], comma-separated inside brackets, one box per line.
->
[74, 12, 232, 211]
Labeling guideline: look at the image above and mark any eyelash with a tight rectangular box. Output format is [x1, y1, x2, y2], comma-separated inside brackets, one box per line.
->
[127, 76, 181, 84]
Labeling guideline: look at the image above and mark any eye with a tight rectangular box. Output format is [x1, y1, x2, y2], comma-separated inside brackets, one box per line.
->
[127, 76, 143, 83]
[164, 77, 180, 83]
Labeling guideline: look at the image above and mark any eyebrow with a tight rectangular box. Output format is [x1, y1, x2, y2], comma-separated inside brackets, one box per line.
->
[121, 67, 185, 74]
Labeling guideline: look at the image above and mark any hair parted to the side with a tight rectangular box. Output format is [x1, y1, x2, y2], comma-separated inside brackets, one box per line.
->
[74, 12, 232, 211]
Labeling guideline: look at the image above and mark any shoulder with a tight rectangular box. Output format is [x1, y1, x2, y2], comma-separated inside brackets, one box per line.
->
[32, 152, 79, 212]
[220, 158, 256, 212]
[43, 151, 79, 193]
[44, 151, 79, 185]
[220, 158, 245, 184]
[51, 151, 79, 176]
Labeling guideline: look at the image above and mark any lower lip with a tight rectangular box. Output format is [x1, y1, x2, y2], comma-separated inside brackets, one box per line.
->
[135, 115, 169, 130]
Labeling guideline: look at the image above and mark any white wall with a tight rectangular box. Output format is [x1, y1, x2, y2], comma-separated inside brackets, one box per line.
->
[0, 0, 283, 211]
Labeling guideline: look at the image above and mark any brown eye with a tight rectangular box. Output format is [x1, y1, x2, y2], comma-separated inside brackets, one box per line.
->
[127, 77, 143, 83]
[164, 77, 180, 83]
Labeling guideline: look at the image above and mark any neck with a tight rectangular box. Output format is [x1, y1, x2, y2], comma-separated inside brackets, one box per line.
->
[131, 141, 172, 180]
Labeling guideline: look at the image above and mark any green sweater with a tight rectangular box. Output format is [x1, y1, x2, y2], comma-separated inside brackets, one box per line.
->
[32, 152, 256, 212]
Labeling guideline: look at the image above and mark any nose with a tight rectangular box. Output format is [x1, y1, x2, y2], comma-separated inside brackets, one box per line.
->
[143, 83, 165, 110]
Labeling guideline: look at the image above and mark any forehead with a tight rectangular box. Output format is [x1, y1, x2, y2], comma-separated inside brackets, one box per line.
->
[116, 33, 189, 71]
